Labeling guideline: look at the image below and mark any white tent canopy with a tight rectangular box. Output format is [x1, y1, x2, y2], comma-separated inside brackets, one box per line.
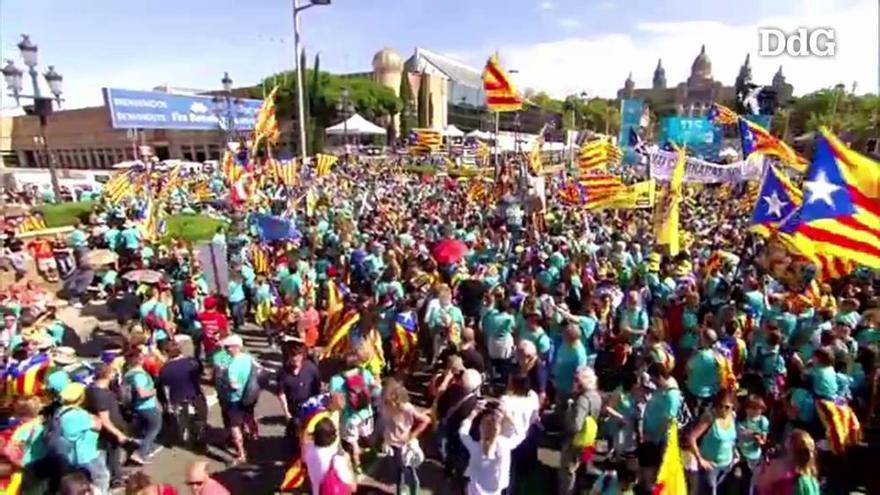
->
[325, 113, 386, 135]
[467, 129, 492, 140]
[443, 125, 465, 137]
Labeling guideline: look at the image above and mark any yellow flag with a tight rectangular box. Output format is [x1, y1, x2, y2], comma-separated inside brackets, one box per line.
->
[654, 422, 687, 495]
[655, 145, 685, 255]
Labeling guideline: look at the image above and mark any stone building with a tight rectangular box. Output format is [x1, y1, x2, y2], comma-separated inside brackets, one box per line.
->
[617, 45, 793, 117]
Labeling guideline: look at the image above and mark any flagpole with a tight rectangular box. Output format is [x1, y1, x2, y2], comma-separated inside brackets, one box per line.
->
[494, 111, 500, 180]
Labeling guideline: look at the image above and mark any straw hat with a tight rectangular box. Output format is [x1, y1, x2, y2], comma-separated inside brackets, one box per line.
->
[51, 347, 78, 366]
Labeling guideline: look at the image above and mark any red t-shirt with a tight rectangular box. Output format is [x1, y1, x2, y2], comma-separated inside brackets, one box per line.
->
[27, 240, 53, 260]
[198, 310, 229, 354]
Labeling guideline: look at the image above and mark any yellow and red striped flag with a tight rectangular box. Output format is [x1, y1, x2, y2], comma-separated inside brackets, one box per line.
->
[103, 169, 137, 204]
[778, 128, 880, 269]
[278, 459, 307, 492]
[253, 86, 280, 149]
[15, 214, 47, 234]
[482, 54, 522, 112]
[323, 279, 345, 337]
[815, 399, 861, 455]
[707, 102, 740, 125]
[315, 153, 338, 177]
[578, 138, 622, 172]
[272, 159, 298, 186]
[222, 151, 244, 185]
[321, 310, 360, 359]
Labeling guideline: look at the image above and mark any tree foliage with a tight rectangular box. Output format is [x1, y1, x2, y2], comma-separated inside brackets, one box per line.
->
[253, 69, 403, 148]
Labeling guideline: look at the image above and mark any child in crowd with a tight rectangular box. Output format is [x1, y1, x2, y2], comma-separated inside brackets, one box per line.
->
[737, 395, 769, 494]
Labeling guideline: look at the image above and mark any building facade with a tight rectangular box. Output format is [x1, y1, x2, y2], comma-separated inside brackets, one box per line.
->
[617, 45, 794, 117]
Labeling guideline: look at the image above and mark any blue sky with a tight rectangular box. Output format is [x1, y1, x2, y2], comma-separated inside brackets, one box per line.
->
[2, 0, 875, 109]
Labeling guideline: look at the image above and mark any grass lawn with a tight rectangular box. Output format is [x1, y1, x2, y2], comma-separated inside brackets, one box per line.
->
[35, 201, 96, 227]
[33, 201, 224, 244]
[164, 214, 226, 243]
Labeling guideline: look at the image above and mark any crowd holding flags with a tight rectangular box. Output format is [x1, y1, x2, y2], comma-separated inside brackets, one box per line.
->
[708, 102, 808, 172]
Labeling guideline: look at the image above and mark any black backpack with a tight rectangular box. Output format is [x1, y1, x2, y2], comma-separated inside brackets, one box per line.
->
[46, 406, 77, 465]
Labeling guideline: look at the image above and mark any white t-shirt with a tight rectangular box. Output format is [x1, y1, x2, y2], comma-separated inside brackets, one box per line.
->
[303, 442, 336, 495]
[500, 392, 540, 438]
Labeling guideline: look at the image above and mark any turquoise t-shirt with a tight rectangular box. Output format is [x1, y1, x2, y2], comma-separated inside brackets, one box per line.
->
[120, 228, 141, 250]
[775, 312, 798, 340]
[643, 386, 683, 444]
[68, 229, 87, 248]
[57, 406, 100, 465]
[241, 265, 256, 288]
[481, 309, 515, 340]
[427, 304, 464, 333]
[46, 369, 72, 396]
[553, 341, 587, 395]
[620, 307, 648, 346]
[212, 349, 233, 394]
[125, 368, 158, 411]
[226, 353, 254, 403]
[576, 315, 598, 354]
[699, 416, 737, 466]
[255, 283, 272, 303]
[139, 300, 168, 321]
[11, 419, 47, 465]
[686, 349, 720, 399]
[810, 365, 839, 400]
[790, 388, 816, 423]
[47, 321, 65, 344]
[228, 280, 246, 304]
[103, 229, 120, 250]
[737, 415, 769, 461]
[523, 327, 552, 356]
[744, 291, 765, 323]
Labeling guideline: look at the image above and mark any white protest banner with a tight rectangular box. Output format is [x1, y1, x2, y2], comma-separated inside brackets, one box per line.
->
[648, 150, 764, 183]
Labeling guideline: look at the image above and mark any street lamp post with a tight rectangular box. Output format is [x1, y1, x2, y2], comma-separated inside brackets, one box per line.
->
[212, 72, 244, 150]
[335, 88, 354, 151]
[292, 0, 331, 162]
[2, 35, 64, 200]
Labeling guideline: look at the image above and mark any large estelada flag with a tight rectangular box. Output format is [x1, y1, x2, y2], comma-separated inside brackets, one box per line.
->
[482, 54, 523, 112]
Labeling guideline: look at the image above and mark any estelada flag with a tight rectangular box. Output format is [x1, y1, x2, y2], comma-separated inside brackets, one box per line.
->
[482, 54, 522, 112]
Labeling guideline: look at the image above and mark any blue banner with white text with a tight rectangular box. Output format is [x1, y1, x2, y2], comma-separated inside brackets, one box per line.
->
[658, 116, 721, 160]
[618, 98, 643, 165]
[103, 88, 263, 130]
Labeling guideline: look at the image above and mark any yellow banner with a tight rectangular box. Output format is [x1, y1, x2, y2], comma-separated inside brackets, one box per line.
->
[588, 180, 656, 209]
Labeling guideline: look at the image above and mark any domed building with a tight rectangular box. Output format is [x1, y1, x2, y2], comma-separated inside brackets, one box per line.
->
[617, 45, 793, 117]
[371, 47, 404, 134]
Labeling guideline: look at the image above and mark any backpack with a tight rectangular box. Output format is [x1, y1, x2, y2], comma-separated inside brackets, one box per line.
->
[46, 406, 77, 464]
[343, 369, 371, 411]
[119, 369, 143, 412]
[320, 454, 354, 495]
[240, 357, 262, 407]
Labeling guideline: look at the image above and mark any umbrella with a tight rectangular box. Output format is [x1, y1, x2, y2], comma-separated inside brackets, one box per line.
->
[84, 250, 118, 267]
[122, 269, 165, 284]
[432, 238, 468, 265]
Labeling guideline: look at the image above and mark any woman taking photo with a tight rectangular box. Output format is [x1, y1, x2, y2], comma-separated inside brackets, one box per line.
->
[458, 400, 526, 495]
[688, 390, 738, 495]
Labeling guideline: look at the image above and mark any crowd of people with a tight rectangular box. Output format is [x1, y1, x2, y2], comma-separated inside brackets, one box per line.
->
[0, 155, 875, 495]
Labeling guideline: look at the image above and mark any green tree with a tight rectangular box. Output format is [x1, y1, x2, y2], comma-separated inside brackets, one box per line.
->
[399, 71, 416, 139]
[309, 54, 324, 153]
[256, 69, 402, 146]
[417, 72, 430, 128]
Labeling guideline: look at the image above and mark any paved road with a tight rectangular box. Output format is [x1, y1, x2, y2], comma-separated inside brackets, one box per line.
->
[63, 301, 564, 494]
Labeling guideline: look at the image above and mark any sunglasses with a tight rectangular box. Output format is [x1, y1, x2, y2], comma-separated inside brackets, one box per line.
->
[185, 480, 205, 486]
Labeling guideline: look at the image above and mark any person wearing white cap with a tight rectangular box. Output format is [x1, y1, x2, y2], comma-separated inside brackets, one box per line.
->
[219, 333, 257, 464]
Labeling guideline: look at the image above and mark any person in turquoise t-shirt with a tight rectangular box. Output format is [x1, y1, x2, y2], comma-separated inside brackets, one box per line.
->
[103, 227, 120, 251]
[221, 334, 255, 464]
[686, 331, 721, 400]
[119, 224, 141, 251]
[57, 383, 108, 493]
[8, 397, 50, 493]
[68, 224, 88, 249]
[737, 395, 769, 485]
[619, 292, 648, 347]
[553, 324, 587, 402]
[643, 364, 683, 445]
[46, 366, 72, 397]
[124, 351, 162, 464]
[689, 391, 738, 494]
[228, 273, 247, 330]
[809, 347, 839, 400]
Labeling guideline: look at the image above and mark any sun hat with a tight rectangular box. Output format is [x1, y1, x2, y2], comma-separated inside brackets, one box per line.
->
[51, 347, 78, 366]
[221, 334, 244, 347]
